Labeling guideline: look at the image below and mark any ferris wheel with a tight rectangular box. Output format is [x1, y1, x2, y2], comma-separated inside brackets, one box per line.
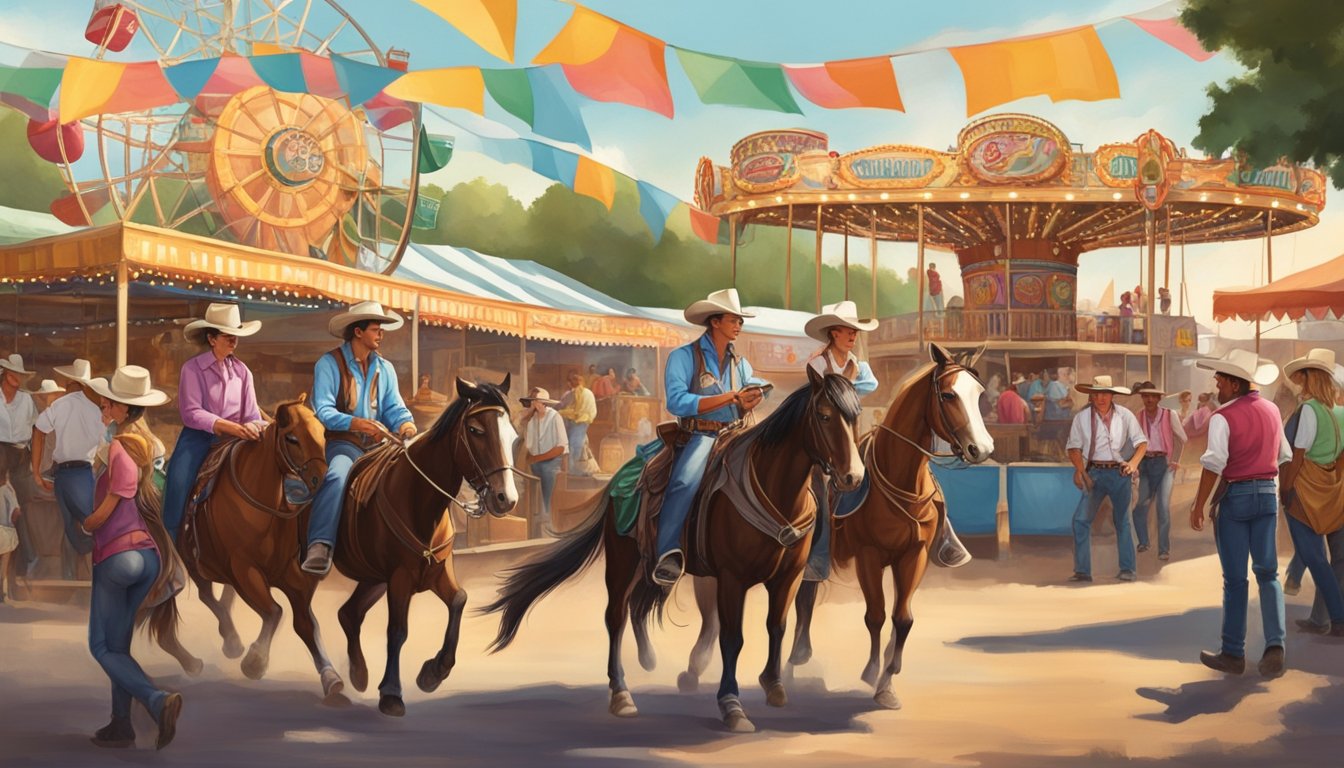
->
[48, 0, 421, 275]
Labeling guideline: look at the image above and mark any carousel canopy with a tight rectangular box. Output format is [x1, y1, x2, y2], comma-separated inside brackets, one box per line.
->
[1212, 253, 1344, 322]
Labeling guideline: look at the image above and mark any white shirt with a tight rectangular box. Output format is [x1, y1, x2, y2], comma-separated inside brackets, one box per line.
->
[1200, 396, 1293, 474]
[1294, 404, 1318, 451]
[1066, 404, 1146, 463]
[34, 391, 106, 463]
[0, 482, 17, 528]
[0, 388, 37, 446]
[1138, 407, 1188, 455]
[524, 407, 568, 457]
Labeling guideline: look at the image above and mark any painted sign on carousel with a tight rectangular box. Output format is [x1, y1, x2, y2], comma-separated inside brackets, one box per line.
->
[957, 114, 1070, 185]
[839, 145, 946, 188]
[730, 129, 828, 193]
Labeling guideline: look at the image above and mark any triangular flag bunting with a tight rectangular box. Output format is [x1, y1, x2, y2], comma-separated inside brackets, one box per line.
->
[332, 55, 403, 106]
[573, 155, 615, 209]
[528, 66, 590, 150]
[163, 57, 221, 100]
[413, 0, 517, 63]
[677, 49, 801, 113]
[483, 67, 533, 125]
[785, 57, 904, 110]
[636, 180, 680, 242]
[949, 26, 1119, 116]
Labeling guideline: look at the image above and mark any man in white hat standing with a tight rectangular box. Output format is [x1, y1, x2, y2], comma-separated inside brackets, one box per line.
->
[0, 354, 37, 521]
[163, 303, 266, 541]
[1129, 381, 1188, 561]
[520, 387, 568, 537]
[31, 359, 105, 566]
[1066, 375, 1147, 583]
[1189, 349, 1291, 678]
[304, 301, 417, 575]
[652, 288, 768, 586]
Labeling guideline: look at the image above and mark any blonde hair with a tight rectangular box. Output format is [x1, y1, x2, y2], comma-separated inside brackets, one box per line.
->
[113, 433, 182, 611]
[1294, 368, 1338, 408]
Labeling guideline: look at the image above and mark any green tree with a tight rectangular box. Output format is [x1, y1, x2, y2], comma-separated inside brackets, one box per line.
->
[1182, 0, 1344, 187]
[0, 109, 68, 213]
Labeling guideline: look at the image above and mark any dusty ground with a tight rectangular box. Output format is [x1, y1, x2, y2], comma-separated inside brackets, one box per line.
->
[3, 490, 1343, 767]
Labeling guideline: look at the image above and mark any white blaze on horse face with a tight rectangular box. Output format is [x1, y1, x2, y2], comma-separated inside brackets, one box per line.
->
[951, 371, 995, 461]
[494, 412, 520, 506]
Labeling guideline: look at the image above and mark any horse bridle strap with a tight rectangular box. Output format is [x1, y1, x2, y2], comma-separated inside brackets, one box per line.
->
[225, 432, 307, 519]
[371, 488, 452, 565]
[863, 436, 937, 524]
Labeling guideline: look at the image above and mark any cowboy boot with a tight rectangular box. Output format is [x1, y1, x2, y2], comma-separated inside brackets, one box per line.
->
[91, 715, 136, 748]
[931, 509, 972, 568]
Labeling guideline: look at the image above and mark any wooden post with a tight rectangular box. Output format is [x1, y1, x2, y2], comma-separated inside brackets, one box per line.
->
[1163, 209, 1172, 291]
[843, 223, 850, 300]
[411, 291, 420, 394]
[784, 205, 793, 310]
[729, 213, 738, 288]
[1179, 239, 1187, 317]
[115, 260, 128, 367]
[520, 337, 528, 395]
[869, 209, 878, 318]
[1003, 204, 1012, 338]
[996, 463, 1011, 560]
[916, 204, 926, 351]
[1146, 211, 1157, 380]
[1266, 209, 1273, 283]
[814, 205, 823, 312]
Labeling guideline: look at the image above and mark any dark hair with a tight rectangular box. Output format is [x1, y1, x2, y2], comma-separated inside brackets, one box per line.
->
[200, 328, 221, 347]
[756, 374, 861, 447]
[704, 313, 724, 330]
[124, 404, 146, 424]
[342, 319, 375, 342]
[1216, 372, 1252, 398]
[429, 379, 511, 443]
[625, 368, 637, 377]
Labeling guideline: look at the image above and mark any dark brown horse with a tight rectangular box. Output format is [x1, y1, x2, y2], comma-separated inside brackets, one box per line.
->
[788, 343, 994, 709]
[485, 368, 864, 732]
[334, 376, 519, 717]
[146, 397, 335, 697]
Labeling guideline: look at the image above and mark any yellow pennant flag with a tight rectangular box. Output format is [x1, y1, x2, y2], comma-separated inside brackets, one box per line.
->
[413, 0, 517, 63]
[573, 156, 616, 210]
[384, 67, 486, 114]
[949, 26, 1119, 116]
[59, 57, 127, 122]
[533, 6, 621, 66]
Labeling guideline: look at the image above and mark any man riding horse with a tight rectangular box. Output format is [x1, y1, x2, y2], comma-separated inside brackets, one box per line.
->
[653, 288, 768, 587]
[303, 301, 418, 576]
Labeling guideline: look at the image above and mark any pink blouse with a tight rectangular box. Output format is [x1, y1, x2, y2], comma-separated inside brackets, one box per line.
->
[91, 440, 156, 565]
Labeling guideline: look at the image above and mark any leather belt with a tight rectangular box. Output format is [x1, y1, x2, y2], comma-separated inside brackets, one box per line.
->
[56, 460, 92, 470]
[1087, 461, 1123, 470]
[678, 417, 738, 435]
[1143, 452, 1167, 458]
[326, 430, 384, 450]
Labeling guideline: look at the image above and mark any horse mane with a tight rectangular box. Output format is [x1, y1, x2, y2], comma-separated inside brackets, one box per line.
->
[756, 374, 860, 447]
[428, 381, 510, 442]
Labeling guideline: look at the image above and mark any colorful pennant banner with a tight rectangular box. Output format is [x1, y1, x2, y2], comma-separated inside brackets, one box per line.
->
[675, 49, 801, 114]
[412, 0, 518, 63]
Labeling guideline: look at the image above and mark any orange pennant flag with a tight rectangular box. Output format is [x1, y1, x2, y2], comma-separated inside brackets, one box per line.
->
[688, 207, 720, 243]
[533, 6, 621, 66]
[948, 26, 1119, 116]
[573, 156, 616, 210]
[384, 67, 486, 114]
[413, 0, 517, 63]
[535, 6, 672, 117]
[785, 57, 904, 111]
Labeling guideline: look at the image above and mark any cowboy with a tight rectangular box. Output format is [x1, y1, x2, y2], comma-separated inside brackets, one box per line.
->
[0, 354, 37, 547]
[31, 359, 104, 566]
[1066, 375, 1147, 583]
[305, 301, 417, 575]
[556, 371, 596, 477]
[519, 387, 567, 537]
[162, 303, 267, 541]
[1190, 349, 1291, 678]
[653, 289, 768, 586]
[8, 378, 64, 585]
[1129, 381, 1188, 560]
[997, 375, 1030, 424]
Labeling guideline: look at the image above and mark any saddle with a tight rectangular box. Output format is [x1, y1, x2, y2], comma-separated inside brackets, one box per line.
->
[628, 422, 683, 560]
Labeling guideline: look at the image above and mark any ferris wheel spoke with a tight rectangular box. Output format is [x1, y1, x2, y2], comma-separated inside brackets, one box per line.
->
[313, 17, 350, 56]
[292, 0, 314, 50]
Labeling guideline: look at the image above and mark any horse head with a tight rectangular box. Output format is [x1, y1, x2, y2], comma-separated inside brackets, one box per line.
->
[928, 343, 995, 463]
[271, 392, 327, 496]
[443, 373, 519, 518]
[804, 365, 865, 491]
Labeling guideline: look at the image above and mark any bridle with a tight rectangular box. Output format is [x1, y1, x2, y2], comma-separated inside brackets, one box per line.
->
[877, 362, 980, 461]
[803, 384, 854, 478]
[227, 411, 326, 518]
[395, 402, 531, 519]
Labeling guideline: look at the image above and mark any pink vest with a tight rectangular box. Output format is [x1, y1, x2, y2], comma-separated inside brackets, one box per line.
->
[1219, 392, 1281, 482]
[1140, 407, 1175, 457]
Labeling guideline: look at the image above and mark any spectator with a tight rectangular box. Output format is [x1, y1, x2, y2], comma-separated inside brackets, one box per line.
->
[585, 364, 599, 387]
[519, 388, 567, 537]
[0, 471, 17, 602]
[1044, 369, 1072, 421]
[926, 262, 944, 315]
[622, 368, 649, 396]
[998, 376, 1030, 424]
[591, 367, 620, 399]
[1119, 292, 1135, 342]
[1158, 287, 1172, 315]
[557, 371, 596, 477]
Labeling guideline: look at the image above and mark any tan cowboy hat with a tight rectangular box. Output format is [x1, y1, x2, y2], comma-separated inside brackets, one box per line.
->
[1283, 348, 1336, 378]
[53, 358, 93, 384]
[1197, 348, 1279, 387]
[30, 378, 62, 395]
[183, 302, 262, 344]
[520, 387, 560, 407]
[1075, 375, 1131, 395]
[684, 288, 757, 325]
[803, 300, 879, 343]
[327, 300, 404, 338]
[85, 365, 170, 407]
[1131, 380, 1166, 396]
[0, 353, 33, 378]
[1158, 389, 1191, 410]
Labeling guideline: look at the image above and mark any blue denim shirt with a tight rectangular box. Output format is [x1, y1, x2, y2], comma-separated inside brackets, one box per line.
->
[664, 333, 765, 422]
[312, 342, 413, 433]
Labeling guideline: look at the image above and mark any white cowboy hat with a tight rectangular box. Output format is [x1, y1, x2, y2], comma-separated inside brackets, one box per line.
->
[520, 387, 560, 407]
[0, 353, 33, 378]
[1283, 348, 1337, 378]
[1075, 375, 1131, 395]
[30, 378, 62, 395]
[53, 358, 94, 384]
[1131, 380, 1166, 396]
[85, 365, 170, 407]
[803, 300, 879, 343]
[327, 300, 404, 338]
[183, 302, 262, 344]
[1197, 348, 1279, 387]
[1010, 373, 1025, 385]
[684, 288, 757, 326]
[1158, 389, 1191, 410]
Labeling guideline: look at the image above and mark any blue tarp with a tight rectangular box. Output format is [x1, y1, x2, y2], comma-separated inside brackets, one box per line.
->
[1007, 464, 1085, 535]
[931, 463, 1000, 535]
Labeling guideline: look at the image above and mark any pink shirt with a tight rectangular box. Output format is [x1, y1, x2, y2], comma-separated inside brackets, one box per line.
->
[178, 351, 264, 433]
[91, 440, 155, 565]
[997, 389, 1029, 424]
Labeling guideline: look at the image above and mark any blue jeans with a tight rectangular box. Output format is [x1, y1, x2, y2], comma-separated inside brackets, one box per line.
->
[1133, 455, 1174, 554]
[308, 440, 366, 549]
[90, 548, 167, 719]
[532, 456, 562, 535]
[162, 427, 216, 541]
[1213, 480, 1286, 657]
[1307, 529, 1344, 626]
[657, 433, 716, 557]
[54, 464, 95, 558]
[566, 422, 591, 475]
[1286, 517, 1344, 625]
[1073, 467, 1136, 576]
[1286, 552, 1306, 584]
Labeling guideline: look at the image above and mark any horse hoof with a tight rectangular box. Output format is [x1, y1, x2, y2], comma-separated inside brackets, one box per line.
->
[241, 648, 268, 680]
[378, 695, 405, 717]
[638, 645, 657, 672]
[788, 646, 812, 667]
[719, 696, 755, 733]
[609, 690, 638, 718]
[676, 672, 698, 693]
[349, 662, 368, 693]
[762, 681, 788, 708]
[874, 690, 902, 710]
[416, 660, 443, 693]
[222, 635, 245, 659]
[860, 665, 879, 687]
[321, 668, 345, 699]
[182, 656, 204, 677]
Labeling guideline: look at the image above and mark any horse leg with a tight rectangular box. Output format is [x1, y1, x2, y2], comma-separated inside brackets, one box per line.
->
[277, 569, 346, 705]
[677, 575, 720, 693]
[788, 580, 820, 666]
[856, 547, 887, 687]
[337, 580, 387, 693]
[196, 576, 244, 659]
[715, 574, 753, 733]
[230, 565, 285, 680]
[604, 535, 641, 717]
[144, 600, 204, 677]
[760, 570, 802, 707]
[416, 558, 468, 695]
[376, 578, 414, 717]
[632, 610, 657, 673]
[875, 546, 928, 710]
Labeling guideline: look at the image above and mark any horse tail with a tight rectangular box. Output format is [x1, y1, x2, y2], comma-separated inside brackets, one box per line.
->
[142, 594, 182, 646]
[482, 487, 611, 652]
[629, 571, 668, 630]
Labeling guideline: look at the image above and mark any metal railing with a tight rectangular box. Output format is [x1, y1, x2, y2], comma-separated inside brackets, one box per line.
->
[874, 310, 1196, 346]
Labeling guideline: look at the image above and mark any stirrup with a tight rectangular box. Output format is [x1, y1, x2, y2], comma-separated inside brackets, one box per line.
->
[652, 551, 684, 587]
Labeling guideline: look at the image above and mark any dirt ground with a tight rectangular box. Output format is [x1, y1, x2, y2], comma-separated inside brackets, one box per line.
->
[3, 484, 1343, 767]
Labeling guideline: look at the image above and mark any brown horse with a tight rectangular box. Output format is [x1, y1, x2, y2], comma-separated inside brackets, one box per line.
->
[790, 343, 994, 709]
[485, 367, 864, 732]
[145, 397, 335, 698]
[334, 376, 519, 717]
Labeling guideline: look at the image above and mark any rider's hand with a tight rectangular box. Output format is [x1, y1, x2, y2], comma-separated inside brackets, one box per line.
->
[398, 422, 418, 439]
[737, 388, 764, 412]
[350, 417, 383, 437]
[239, 422, 262, 441]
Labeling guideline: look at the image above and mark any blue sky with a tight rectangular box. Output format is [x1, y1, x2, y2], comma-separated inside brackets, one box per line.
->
[1, 0, 1337, 335]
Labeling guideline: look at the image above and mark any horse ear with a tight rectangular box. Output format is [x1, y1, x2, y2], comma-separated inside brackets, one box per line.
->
[456, 377, 477, 400]
[929, 342, 952, 366]
[499, 372, 511, 395]
[962, 342, 988, 370]
[806, 363, 824, 389]
[297, 392, 307, 405]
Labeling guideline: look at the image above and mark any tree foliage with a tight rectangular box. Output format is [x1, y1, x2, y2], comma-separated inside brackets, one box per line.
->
[1183, 0, 1344, 187]
[0, 110, 68, 212]
[413, 178, 915, 315]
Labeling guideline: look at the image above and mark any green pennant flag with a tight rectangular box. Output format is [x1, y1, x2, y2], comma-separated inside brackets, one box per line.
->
[482, 67, 534, 125]
[417, 126, 455, 173]
[675, 49, 802, 114]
